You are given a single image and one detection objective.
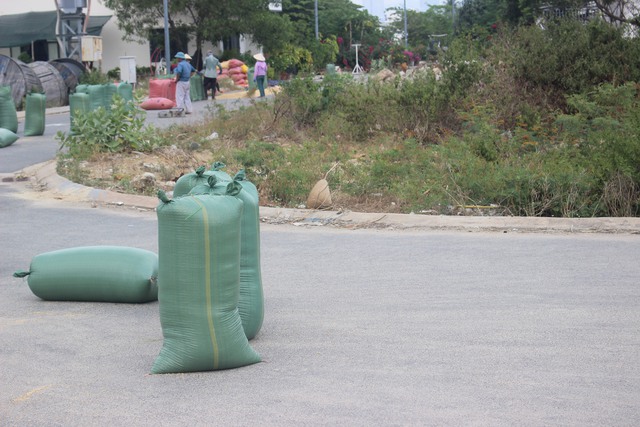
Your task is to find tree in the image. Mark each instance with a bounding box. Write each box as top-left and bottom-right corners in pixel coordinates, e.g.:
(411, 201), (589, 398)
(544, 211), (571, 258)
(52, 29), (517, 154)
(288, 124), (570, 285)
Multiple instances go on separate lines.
(593, 0), (640, 31)
(104, 0), (292, 58)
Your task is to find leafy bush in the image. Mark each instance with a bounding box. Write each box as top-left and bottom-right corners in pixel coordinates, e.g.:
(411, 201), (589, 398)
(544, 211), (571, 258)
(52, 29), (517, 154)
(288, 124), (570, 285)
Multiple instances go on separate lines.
(56, 95), (162, 159)
(509, 20), (640, 95)
(79, 69), (111, 85)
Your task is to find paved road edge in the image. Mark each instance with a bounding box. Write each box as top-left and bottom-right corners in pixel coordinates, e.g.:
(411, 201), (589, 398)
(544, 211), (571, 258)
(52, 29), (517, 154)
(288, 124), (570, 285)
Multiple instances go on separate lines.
(8, 160), (640, 234)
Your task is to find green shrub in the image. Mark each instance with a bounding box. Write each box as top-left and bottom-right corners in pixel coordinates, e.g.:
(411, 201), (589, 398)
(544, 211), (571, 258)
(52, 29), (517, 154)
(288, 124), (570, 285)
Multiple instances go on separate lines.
(509, 20), (640, 95)
(56, 95), (162, 158)
(79, 69), (110, 85)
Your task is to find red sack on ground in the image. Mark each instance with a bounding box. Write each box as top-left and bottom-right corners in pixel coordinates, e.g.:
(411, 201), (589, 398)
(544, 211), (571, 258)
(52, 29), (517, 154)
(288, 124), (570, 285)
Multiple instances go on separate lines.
(228, 59), (244, 69)
(149, 79), (177, 102)
(139, 97), (176, 110)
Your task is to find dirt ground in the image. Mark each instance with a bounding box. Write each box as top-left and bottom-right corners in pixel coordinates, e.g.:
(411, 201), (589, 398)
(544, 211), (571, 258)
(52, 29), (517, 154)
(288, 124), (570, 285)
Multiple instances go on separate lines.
(70, 146), (213, 196)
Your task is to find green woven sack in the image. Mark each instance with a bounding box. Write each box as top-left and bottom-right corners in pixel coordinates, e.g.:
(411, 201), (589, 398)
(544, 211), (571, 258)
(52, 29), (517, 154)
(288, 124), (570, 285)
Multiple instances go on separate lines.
(13, 246), (158, 303)
(74, 84), (90, 94)
(69, 92), (91, 133)
(172, 165), (210, 198)
(0, 128), (19, 148)
(0, 85), (18, 133)
(117, 82), (134, 102)
(153, 186), (261, 373)
(87, 84), (104, 111)
(24, 93), (46, 136)
(209, 161), (233, 182)
(103, 83), (117, 110)
(173, 162), (233, 198)
(190, 173), (264, 340)
(190, 74), (205, 101)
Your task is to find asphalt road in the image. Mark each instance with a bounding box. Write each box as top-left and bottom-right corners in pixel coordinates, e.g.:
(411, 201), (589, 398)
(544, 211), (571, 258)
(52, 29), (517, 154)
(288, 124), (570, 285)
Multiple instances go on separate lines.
(1, 93), (640, 425)
(1, 180), (640, 425)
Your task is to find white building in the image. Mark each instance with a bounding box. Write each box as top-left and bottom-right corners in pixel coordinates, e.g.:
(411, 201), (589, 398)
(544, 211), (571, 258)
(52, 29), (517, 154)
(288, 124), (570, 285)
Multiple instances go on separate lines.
(0, 1), (150, 72)
(0, 1), (261, 73)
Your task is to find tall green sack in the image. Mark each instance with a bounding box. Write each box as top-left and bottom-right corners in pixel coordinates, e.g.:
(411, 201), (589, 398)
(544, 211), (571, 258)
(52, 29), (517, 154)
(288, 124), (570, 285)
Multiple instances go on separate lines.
(190, 74), (205, 101)
(172, 165), (210, 198)
(117, 82), (134, 102)
(24, 93), (46, 136)
(209, 161), (233, 181)
(87, 84), (104, 112)
(103, 83), (117, 110)
(74, 84), (90, 94)
(173, 162), (233, 198)
(190, 173), (264, 340)
(13, 246), (158, 303)
(153, 187), (261, 373)
(69, 92), (91, 133)
(0, 86), (18, 133)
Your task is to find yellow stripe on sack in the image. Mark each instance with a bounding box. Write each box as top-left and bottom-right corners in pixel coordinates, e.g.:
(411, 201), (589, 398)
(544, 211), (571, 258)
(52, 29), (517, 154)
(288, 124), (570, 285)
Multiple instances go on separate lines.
(192, 197), (218, 369)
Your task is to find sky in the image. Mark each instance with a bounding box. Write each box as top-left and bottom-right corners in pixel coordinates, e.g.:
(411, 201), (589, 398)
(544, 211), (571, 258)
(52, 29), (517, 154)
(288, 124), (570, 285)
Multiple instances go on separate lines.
(351, 0), (444, 22)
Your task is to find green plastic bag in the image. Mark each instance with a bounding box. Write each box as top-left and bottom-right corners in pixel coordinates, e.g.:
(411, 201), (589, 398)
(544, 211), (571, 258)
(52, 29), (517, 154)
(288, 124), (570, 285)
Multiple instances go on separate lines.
(0, 85), (18, 133)
(24, 93), (46, 136)
(153, 187), (261, 373)
(173, 162), (233, 198)
(0, 128), (19, 148)
(13, 246), (158, 303)
(190, 173), (264, 340)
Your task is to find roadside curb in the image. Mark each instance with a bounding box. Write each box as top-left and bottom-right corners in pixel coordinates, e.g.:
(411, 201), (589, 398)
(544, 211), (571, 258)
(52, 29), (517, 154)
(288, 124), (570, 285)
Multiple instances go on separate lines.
(15, 161), (640, 234)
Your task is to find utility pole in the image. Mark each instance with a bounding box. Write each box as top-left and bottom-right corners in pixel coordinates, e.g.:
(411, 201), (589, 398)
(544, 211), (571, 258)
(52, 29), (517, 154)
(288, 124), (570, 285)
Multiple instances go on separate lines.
(403, 0), (408, 48)
(315, 0), (319, 40)
(163, 0), (170, 75)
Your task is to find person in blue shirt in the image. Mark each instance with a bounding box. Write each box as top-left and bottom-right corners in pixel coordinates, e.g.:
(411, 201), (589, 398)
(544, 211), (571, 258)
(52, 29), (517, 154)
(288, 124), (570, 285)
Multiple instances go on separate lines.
(173, 52), (194, 114)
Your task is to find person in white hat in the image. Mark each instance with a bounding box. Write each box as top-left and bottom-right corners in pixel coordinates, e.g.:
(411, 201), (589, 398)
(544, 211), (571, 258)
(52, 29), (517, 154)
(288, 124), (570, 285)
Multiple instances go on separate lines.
(253, 53), (267, 98)
(173, 51), (194, 114)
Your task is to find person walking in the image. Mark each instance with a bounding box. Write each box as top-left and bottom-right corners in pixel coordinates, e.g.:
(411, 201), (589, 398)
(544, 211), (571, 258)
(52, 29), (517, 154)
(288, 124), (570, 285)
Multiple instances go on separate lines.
(173, 51), (194, 114)
(253, 53), (267, 98)
(202, 50), (222, 100)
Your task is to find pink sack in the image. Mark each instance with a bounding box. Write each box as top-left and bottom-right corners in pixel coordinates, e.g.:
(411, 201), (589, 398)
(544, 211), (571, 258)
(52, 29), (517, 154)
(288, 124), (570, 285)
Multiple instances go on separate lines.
(149, 79), (177, 102)
(228, 59), (244, 69)
(139, 97), (176, 110)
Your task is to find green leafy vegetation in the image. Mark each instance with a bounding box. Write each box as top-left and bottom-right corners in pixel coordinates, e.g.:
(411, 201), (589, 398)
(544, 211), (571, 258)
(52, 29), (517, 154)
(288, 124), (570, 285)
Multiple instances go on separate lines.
(58, 13), (640, 217)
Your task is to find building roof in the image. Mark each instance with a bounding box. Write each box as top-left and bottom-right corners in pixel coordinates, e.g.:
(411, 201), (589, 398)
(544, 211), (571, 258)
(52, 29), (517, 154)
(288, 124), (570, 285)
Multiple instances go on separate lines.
(0, 11), (111, 48)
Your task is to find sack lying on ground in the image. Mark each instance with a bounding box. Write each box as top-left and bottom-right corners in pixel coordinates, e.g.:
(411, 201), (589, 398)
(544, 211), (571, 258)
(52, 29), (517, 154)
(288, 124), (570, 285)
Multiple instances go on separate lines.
(139, 97), (176, 110)
(189, 172), (265, 340)
(13, 246), (158, 303)
(152, 187), (261, 373)
(0, 128), (19, 148)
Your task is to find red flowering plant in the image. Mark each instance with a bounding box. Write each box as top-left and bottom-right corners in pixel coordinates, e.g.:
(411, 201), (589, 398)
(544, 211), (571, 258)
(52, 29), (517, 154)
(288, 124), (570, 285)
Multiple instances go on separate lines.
(402, 50), (421, 65)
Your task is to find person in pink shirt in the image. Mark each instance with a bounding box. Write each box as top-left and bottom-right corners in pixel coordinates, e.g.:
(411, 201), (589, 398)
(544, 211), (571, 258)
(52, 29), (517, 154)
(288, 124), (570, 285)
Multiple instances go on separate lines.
(253, 53), (268, 98)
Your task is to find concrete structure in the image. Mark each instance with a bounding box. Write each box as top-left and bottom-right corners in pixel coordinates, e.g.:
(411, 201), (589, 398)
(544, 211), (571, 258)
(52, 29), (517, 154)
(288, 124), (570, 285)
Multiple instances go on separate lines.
(0, 2), (262, 74)
(0, 1), (150, 72)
